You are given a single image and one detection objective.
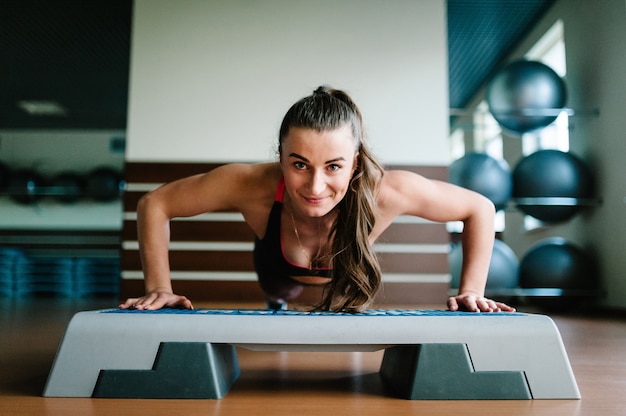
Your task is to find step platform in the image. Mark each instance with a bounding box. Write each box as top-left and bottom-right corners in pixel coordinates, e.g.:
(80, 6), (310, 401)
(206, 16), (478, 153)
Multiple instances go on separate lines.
(43, 308), (580, 400)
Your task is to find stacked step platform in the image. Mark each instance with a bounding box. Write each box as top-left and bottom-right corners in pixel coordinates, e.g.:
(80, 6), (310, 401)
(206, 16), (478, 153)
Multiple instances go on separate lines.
(0, 248), (119, 298)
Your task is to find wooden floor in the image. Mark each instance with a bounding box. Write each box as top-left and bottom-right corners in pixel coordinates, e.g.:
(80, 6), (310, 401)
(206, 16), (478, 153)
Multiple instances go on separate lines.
(1, 298), (625, 416)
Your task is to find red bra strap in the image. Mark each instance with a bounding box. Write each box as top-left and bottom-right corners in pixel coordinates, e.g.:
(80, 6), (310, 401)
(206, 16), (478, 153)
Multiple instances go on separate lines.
(275, 177), (285, 202)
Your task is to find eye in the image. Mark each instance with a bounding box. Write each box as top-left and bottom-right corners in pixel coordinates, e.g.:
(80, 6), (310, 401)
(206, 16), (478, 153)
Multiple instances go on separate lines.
(293, 161), (307, 170)
(327, 164), (341, 172)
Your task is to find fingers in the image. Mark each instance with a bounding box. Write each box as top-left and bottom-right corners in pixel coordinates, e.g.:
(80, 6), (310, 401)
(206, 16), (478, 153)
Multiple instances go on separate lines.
(135, 292), (165, 310)
(118, 292), (158, 310)
(118, 298), (138, 309)
(180, 296), (194, 310)
(447, 296), (479, 312)
(495, 301), (516, 313)
(476, 297), (499, 312)
(447, 295), (516, 313)
(450, 295), (481, 312)
(118, 293), (194, 311)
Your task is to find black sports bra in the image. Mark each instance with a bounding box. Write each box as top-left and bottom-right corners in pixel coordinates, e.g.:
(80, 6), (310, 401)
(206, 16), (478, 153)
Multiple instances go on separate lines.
(253, 178), (332, 279)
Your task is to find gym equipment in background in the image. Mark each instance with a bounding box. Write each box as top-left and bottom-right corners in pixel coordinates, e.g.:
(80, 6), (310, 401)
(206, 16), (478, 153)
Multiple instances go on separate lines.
(7, 169), (45, 205)
(449, 239), (519, 291)
(0, 162), (9, 192)
(85, 167), (124, 201)
(49, 172), (84, 203)
(520, 237), (598, 292)
(449, 152), (513, 211)
(486, 60), (567, 134)
(512, 149), (594, 223)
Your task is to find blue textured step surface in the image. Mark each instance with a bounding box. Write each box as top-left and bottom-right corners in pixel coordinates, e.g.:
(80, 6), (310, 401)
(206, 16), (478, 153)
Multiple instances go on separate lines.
(104, 308), (523, 317)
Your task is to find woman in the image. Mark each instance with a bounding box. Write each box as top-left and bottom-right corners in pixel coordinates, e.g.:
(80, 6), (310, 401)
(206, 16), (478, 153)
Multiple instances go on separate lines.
(120, 86), (515, 313)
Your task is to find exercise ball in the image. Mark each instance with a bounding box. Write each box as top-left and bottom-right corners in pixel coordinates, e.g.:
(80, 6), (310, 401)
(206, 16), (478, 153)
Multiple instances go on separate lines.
(85, 168), (124, 201)
(8, 169), (44, 204)
(449, 152), (512, 211)
(520, 238), (597, 291)
(513, 150), (593, 222)
(0, 162), (9, 192)
(449, 239), (519, 290)
(486, 60), (567, 134)
(50, 172), (84, 203)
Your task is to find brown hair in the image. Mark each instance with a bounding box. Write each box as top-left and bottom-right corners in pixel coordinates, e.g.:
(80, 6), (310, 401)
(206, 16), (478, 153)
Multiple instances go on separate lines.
(278, 86), (384, 312)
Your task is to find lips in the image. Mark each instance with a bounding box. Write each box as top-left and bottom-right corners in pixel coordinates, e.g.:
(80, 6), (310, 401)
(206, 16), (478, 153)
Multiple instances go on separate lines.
(303, 196), (326, 204)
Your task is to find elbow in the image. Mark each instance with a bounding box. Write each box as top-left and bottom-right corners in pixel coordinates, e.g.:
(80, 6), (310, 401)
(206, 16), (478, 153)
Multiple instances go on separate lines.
(137, 190), (165, 220)
(465, 192), (496, 226)
(136, 191), (152, 216)
(479, 193), (496, 216)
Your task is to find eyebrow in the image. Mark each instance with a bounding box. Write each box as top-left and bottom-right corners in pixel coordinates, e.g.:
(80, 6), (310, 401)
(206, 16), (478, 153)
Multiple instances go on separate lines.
(288, 153), (346, 164)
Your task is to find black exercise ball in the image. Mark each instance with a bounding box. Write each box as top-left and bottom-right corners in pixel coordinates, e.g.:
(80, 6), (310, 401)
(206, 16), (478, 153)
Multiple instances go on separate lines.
(486, 60), (567, 134)
(520, 238), (598, 291)
(0, 162), (9, 192)
(449, 239), (519, 290)
(512, 150), (593, 222)
(7, 169), (45, 204)
(49, 172), (84, 203)
(85, 168), (124, 201)
(449, 152), (512, 211)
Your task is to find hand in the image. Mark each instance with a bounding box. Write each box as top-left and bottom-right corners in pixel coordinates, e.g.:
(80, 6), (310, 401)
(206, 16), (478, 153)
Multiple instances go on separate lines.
(447, 293), (516, 313)
(119, 290), (194, 311)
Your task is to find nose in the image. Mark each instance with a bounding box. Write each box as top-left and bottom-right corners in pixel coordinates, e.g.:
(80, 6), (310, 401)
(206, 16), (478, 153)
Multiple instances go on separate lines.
(308, 170), (326, 196)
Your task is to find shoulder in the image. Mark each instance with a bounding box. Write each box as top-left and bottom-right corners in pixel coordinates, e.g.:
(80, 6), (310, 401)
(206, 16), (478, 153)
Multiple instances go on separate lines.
(221, 163), (282, 236)
(215, 162), (281, 204)
(377, 170), (430, 206)
(140, 162), (282, 237)
(210, 162), (279, 181)
(161, 162), (281, 214)
(376, 169), (453, 218)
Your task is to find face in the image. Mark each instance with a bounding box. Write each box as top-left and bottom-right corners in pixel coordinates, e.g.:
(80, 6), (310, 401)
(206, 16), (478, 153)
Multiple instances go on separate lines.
(280, 125), (359, 218)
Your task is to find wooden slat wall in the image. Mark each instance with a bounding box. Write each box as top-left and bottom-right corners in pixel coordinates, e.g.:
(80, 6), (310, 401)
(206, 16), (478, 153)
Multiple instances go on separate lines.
(121, 162), (452, 305)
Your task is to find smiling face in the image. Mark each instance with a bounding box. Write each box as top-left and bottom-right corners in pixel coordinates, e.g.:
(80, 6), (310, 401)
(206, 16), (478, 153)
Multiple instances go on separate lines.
(280, 125), (359, 218)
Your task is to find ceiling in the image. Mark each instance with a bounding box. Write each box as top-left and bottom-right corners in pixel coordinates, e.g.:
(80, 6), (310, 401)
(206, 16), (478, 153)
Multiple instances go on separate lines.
(448, 0), (555, 109)
(0, 0), (554, 130)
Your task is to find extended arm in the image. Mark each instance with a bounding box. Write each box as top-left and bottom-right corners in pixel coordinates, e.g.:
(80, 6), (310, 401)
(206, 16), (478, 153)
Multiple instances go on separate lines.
(377, 171), (515, 312)
(119, 164), (267, 310)
(118, 184), (193, 310)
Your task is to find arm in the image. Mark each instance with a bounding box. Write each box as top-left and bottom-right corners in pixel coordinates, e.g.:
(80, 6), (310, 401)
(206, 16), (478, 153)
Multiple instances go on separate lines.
(118, 185), (192, 310)
(119, 164), (263, 310)
(377, 171), (515, 313)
